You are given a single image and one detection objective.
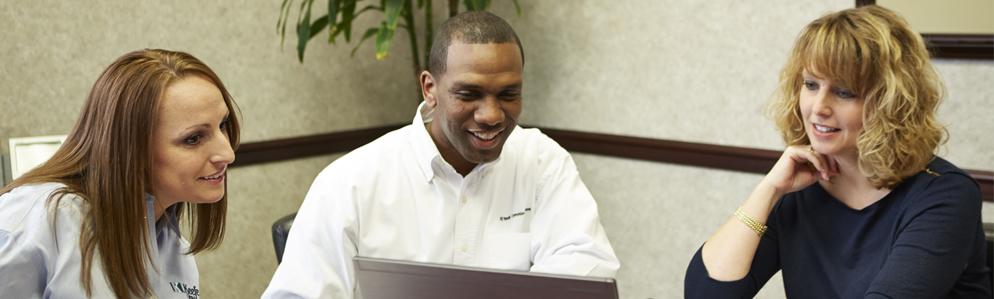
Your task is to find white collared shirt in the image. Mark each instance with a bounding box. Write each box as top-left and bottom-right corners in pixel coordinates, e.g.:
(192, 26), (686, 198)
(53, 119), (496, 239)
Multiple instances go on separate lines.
(263, 103), (619, 299)
(0, 183), (200, 299)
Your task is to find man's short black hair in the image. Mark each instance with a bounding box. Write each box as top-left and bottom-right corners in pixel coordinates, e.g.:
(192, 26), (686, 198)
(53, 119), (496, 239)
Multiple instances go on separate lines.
(428, 11), (524, 77)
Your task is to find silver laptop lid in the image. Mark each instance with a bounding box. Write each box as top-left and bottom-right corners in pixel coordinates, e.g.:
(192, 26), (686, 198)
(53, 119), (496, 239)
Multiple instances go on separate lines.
(354, 256), (618, 299)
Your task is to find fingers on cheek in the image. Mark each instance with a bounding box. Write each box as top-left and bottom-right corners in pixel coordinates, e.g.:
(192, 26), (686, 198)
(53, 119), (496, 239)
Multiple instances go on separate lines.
(817, 155), (832, 173)
(801, 162), (820, 177)
(807, 154), (823, 172)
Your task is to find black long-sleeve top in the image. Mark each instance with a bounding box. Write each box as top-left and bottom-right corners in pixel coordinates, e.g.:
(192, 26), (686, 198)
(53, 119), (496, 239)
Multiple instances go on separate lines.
(685, 157), (991, 298)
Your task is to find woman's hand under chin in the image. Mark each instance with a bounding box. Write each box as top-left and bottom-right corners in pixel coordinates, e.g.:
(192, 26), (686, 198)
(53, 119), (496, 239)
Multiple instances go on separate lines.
(760, 145), (840, 196)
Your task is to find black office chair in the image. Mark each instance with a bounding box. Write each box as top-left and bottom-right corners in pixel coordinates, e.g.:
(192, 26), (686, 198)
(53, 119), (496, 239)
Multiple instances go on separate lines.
(272, 213), (298, 264)
(984, 222), (992, 288)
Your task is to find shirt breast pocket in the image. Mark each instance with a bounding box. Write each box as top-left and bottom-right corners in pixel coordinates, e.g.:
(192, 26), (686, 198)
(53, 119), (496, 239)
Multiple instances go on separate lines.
(483, 232), (532, 271)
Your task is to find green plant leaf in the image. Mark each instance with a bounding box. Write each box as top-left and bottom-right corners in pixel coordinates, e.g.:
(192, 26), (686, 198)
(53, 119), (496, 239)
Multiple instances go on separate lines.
(401, 0), (420, 72)
(512, 0), (521, 17)
(296, 20), (309, 61)
(278, 0), (291, 33)
(309, 15), (329, 40)
(424, 0), (433, 68)
(375, 21), (395, 59)
(383, 0), (404, 30)
(331, 4), (378, 43)
(328, 0), (338, 27)
(295, 0), (309, 29)
(417, 0), (424, 9)
(328, 25), (342, 44)
(341, 0), (357, 42)
(290, 0), (309, 51)
(351, 27), (379, 57)
(355, 4), (382, 15)
(279, 0), (296, 49)
(448, 0), (458, 17)
(463, 0), (490, 10)
(296, 0), (317, 61)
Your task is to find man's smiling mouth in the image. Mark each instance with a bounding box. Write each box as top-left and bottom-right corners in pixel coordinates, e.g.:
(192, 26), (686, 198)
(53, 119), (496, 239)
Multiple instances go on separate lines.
(473, 131), (499, 140)
(471, 129), (503, 141)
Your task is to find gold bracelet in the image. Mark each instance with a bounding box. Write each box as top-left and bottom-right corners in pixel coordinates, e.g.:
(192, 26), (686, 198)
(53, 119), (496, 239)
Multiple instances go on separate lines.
(735, 207), (768, 237)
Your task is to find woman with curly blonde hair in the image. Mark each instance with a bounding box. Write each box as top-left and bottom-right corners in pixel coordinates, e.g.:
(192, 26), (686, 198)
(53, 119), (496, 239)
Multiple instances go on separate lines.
(685, 5), (990, 298)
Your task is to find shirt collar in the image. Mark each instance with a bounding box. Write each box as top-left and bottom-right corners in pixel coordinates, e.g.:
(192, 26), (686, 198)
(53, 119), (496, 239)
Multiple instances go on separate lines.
(144, 193), (180, 238)
(412, 102), (441, 182)
(411, 102), (502, 182)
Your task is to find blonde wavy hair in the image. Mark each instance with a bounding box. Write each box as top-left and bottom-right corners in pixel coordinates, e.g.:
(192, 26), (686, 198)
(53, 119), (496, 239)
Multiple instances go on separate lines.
(768, 5), (946, 189)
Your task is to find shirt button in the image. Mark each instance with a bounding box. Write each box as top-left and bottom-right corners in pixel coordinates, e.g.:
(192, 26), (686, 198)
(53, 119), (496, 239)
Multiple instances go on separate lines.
(461, 244), (468, 252)
(461, 196), (467, 204)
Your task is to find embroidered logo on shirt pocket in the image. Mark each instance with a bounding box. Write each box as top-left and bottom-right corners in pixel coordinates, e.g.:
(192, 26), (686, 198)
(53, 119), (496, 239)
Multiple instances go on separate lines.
(499, 208), (531, 221)
(483, 232), (532, 271)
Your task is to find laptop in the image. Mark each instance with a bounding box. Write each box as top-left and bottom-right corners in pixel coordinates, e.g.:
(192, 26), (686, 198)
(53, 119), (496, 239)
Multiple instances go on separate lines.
(354, 257), (618, 299)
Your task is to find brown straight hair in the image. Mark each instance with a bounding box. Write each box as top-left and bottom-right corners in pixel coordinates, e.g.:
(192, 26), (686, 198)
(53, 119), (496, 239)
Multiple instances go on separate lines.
(0, 49), (240, 298)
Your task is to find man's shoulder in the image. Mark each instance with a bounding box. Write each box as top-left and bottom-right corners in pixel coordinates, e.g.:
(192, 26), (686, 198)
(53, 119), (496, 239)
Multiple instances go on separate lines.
(507, 126), (566, 150)
(504, 127), (572, 160)
(312, 125), (417, 180)
(334, 125), (414, 161)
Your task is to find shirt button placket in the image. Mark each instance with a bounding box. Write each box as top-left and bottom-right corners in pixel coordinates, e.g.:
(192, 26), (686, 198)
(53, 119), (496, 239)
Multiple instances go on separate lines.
(454, 190), (471, 265)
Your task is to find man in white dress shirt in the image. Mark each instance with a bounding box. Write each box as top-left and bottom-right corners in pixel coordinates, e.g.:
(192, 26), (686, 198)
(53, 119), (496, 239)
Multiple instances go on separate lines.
(263, 11), (619, 298)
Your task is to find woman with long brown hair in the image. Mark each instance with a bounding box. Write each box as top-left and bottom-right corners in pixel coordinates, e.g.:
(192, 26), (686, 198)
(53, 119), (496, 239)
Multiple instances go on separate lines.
(685, 5), (990, 298)
(0, 49), (240, 298)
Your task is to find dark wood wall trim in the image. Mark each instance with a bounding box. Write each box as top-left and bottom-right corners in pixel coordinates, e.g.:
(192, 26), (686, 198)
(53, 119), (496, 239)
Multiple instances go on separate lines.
(856, 0), (994, 60)
(855, 0), (875, 7)
(229, 124), (404, 167)
(231, 124), (994, 202)
(537, 128), (783, 174)
(922, 34), (994, 60)
(969, 171), (994, 203)
(538, 127), (993, 202)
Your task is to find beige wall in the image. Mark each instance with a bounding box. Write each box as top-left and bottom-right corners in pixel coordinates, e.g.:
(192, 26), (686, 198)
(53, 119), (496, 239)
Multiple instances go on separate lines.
(2, 1), (991, 298)
(0, 0), (419, 150)
(878, 0), (994, 34)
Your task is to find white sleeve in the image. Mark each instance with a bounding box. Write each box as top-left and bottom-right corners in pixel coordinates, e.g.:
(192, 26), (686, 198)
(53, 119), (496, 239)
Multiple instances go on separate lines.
(0, 230), (46, 299)
(262, 167), (360, 299)
(0, 190), (115, 298)
(528, 150), (620, 278)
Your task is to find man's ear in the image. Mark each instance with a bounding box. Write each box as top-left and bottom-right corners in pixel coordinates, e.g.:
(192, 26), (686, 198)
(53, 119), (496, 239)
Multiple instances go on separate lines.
(420, 70), (438, 108)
